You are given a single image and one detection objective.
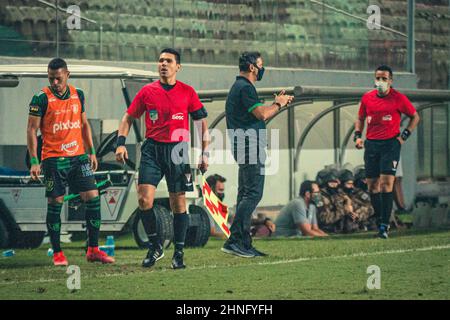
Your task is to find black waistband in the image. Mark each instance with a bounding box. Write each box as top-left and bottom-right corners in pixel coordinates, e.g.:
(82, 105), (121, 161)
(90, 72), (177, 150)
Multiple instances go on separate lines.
(145, 138), (186, 146)
(366, 135), (399, 142)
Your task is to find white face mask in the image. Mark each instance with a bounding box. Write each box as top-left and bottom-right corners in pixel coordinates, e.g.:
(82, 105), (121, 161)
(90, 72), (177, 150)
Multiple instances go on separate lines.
(375, 80), (389, 94)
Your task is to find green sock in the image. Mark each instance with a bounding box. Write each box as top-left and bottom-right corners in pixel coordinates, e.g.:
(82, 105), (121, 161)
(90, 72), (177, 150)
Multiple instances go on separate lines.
(46, 202), (63, 253)
(85, 196), (101, 247)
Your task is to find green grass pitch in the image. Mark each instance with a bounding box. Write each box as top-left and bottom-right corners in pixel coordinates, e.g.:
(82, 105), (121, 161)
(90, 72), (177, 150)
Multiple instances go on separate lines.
(1, 228), (449, 300)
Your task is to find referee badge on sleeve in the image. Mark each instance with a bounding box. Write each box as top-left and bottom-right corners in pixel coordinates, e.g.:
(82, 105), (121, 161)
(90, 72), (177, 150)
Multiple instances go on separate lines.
(149, 110), (158, 121)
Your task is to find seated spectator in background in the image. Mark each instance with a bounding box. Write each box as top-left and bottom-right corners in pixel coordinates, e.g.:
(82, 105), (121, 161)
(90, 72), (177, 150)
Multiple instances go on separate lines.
(354, 167), (368, 192)
(316, 171), (355, 233)
(205, 174), (230, 238)
(316, 168), (331, 189)
(251, 212), (276, 237)
(274, 181), (328, 237)
(338, 169), (367, 232)
(316, 172), (342, 232)
(353, 167), (377, 230)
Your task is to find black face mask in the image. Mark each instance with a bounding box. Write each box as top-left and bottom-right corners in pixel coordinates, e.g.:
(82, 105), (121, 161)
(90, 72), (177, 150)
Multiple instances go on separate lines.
(254, 64), (265, 81)
(343, 187), (354, 195)
(355, 180), (368, 192)
(217, 193), (225, 202)
(327, 186), (338, 195)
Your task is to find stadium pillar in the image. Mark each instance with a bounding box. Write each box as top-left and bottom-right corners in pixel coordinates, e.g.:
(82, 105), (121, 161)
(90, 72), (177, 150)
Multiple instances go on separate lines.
(448, 1), (450, 176)
(56, 0), (59, 57)
(333, 102), (340, 165)
(407, 0), (415, 74)
(171, 0), (175, 48)
(99, 24), (103, 60)
(288, 107), (295, 200)
(274, 1), (279, 65)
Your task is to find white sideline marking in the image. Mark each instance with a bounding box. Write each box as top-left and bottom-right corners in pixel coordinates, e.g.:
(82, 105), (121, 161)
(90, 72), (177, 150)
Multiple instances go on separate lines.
(1, 244), (449, 286)
(252, 244), (450, 267)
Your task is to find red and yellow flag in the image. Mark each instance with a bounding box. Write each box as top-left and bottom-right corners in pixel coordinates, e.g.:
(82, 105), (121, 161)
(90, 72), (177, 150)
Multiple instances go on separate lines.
(201, 176), (230, 238)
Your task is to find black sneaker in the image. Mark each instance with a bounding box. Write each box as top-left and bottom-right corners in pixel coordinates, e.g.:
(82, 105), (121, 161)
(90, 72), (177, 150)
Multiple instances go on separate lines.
(221, 242), (255, 258)
(376, 224), (389, 239)
(142, 245), (164, 268)
(247, 246), (267, 257)
(171, 250), (186, 269)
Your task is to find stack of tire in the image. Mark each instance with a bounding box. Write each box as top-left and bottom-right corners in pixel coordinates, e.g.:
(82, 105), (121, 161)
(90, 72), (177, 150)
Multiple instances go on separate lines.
(132, 203), (210, 249)
(0, 210), (45, 249)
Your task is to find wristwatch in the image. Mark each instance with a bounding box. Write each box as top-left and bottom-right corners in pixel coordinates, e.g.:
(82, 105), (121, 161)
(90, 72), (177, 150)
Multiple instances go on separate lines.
(274, 102), (282, 111)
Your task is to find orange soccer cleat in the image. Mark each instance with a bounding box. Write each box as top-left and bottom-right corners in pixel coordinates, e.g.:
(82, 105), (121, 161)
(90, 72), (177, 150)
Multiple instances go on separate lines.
(53, 251), (68, 266)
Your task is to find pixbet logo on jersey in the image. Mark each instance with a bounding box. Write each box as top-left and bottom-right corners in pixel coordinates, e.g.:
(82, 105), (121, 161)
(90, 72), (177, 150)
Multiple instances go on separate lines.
(61, 140), (79, 155)
(53, 120), (81, 133)
(172, 113), (184, 120)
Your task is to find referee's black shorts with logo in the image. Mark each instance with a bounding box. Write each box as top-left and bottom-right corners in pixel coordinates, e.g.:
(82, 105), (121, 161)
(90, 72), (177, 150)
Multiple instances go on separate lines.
(364, 137), (401, 178)
(138, 138), (194, 193)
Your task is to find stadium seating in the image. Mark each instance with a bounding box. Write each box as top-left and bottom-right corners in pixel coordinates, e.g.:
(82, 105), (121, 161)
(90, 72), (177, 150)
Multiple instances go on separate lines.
(0, 0), (448, 88)
(83, 10), (116, 32)
(4, 5), (23, 24)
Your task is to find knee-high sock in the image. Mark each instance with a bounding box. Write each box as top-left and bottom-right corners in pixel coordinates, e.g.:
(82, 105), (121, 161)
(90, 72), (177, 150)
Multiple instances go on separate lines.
(140, 208), (158, 247)
(46, 202), (63, 253)
(85, 196), (101, 247)
(173, 213), (189, 251)
(381, 192), (394, 226)
(370, 193), (382, 226)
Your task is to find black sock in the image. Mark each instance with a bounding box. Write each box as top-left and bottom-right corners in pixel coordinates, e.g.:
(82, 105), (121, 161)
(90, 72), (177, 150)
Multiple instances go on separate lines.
(370, 193), (382, 226)
(85, 196), (101, 247)
(46, 202), (63, 253)
(140, 208), (158, 248)
(173, 213), (189, 252)
(381, 192), (394, 226)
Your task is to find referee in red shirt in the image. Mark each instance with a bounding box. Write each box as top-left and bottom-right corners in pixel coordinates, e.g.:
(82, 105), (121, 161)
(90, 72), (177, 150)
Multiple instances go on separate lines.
(115, 48), (209, 268)
(354, 65), (420, 239)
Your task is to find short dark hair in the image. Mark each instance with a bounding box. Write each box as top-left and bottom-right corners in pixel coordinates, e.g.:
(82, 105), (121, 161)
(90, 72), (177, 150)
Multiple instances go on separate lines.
(375, 65), (393, 78)
(239, 51), (261, 72)
(299, 180), (318, 197)
(206, 174), (226, 190)
(48, 58), (67, 70)
(160, 48), (181, 64)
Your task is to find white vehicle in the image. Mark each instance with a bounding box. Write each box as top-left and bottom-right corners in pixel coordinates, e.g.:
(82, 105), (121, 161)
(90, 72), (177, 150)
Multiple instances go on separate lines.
(0, 65), (210, 249)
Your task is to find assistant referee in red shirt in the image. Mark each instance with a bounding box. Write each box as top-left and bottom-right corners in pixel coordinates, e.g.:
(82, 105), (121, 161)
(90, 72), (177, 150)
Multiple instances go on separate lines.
(354, 65), (420, 239)
(115, 48), (209, 268)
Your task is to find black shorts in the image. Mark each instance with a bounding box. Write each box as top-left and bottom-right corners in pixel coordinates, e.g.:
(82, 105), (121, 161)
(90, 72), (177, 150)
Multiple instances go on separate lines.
(138, 138), (194, 193)
(364, 137), (401, 178)
(42, 154), (97, 198)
